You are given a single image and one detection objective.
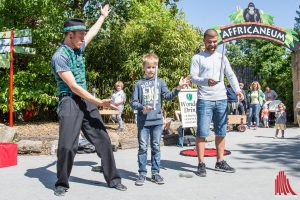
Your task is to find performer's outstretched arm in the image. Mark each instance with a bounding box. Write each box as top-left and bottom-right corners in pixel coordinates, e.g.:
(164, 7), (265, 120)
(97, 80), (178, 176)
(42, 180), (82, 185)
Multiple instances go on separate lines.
(85, 4), (111, 47)
(58, 71), (117, 109)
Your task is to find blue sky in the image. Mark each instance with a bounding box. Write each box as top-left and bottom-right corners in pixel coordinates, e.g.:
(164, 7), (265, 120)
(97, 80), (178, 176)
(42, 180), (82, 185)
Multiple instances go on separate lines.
(177, 0), (300, 31)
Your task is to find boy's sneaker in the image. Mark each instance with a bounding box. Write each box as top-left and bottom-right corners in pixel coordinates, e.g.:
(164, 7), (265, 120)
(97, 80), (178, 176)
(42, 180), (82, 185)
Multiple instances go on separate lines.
(54, 186), (68, 196)
(135, 174), (146, 186)
(215, 160), (236, 173)
(196, 162), (207, 177)
(151, 174), (165, 184)
(281, 135), (285, 138)
(274, 135), (278, 139)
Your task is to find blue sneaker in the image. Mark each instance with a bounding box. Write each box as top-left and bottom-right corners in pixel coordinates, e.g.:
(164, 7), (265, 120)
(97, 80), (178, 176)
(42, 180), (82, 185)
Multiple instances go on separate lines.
(151, 174), (164, 184)
(135, 174), (146, 186)
(196, 162), (207, 177)
(215, 160), (236, 173)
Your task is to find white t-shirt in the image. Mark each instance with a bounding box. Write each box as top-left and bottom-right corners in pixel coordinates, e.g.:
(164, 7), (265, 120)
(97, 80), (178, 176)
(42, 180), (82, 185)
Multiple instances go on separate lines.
(190, 51), (240, 100)
(112, 90), (126, 110)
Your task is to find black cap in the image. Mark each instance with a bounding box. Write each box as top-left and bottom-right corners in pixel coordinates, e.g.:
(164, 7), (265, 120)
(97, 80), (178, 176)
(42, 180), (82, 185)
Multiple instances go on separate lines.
(63, 18), (88, 33)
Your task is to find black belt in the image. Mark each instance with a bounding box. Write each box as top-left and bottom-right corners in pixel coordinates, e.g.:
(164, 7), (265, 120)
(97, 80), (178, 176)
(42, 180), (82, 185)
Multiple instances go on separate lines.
(59, 92), (72, 98)
(58, 92), (79, 100)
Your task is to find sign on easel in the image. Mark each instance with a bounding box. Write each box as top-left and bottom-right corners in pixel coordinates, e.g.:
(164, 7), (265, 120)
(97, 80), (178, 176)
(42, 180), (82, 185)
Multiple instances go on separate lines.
(178, 89), (198, 128)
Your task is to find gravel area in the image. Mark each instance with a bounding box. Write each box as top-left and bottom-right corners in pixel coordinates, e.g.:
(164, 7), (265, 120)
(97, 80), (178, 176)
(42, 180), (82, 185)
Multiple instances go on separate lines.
(13, 121), (138, 154)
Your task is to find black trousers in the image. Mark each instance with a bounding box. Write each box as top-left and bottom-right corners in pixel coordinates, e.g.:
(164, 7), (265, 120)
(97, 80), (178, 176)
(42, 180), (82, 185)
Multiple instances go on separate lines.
(55, 95), (121, 188)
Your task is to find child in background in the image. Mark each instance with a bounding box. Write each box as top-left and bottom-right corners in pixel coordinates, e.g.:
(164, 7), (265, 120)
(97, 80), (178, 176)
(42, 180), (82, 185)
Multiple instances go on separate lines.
(274, 103), (287, 139)
(261, 104), (269, 128)
(111, 81), (126, 132)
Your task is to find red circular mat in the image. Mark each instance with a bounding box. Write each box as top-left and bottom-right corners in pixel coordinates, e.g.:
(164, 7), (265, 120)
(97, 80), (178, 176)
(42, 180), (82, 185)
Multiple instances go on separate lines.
(180, 148), (231, 157)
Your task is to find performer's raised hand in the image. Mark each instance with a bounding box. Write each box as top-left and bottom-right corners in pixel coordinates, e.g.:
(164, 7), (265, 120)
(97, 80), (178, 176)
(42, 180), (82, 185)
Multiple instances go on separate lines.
(100, 4), (111, 18)
(85, 4), (112, 46)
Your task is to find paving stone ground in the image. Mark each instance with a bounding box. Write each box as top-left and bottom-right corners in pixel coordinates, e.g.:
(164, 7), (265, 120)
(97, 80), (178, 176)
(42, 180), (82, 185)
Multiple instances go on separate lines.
(0, 127), (299, 200)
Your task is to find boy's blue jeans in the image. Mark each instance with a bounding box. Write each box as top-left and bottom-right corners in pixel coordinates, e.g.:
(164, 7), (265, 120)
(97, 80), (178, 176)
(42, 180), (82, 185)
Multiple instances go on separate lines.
(137, 124), (163, 175)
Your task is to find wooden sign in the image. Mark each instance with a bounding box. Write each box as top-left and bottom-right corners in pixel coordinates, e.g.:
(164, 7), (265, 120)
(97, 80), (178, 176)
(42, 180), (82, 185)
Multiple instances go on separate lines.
(3, 28), (35, 127)
(0, 29), (31, 39)
(0, 46), (36, 54)
(0, 36), (32, 46)
(14, 46), (36, 54)
(0, 54), (9, 69)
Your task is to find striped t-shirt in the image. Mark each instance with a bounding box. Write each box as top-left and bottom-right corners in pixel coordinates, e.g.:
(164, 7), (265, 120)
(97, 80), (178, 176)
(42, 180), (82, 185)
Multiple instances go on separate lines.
(51, 43), (86, 73)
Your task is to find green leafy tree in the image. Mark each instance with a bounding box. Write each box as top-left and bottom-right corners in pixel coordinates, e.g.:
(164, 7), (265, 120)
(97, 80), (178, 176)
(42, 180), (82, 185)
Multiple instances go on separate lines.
(0, 0), (130, 118)
(0, 0), (202, 121)
(0, 0), (69, 119)
(85, 0), (202, 118)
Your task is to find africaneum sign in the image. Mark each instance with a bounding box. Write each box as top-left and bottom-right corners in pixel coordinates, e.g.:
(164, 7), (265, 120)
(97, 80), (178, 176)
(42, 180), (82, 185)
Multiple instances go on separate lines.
(213, 2), (300, 51)
(221, 23), (286, 44)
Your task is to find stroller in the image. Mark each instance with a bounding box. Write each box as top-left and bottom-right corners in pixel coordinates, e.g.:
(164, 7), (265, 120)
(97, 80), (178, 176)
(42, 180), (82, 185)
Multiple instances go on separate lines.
(264, 100), (282, 127)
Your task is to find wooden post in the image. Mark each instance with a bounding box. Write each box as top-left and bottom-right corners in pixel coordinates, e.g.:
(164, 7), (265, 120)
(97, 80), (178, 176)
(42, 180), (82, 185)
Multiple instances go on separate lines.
(9, 28), (14, 127)
(292, 49), (300, 124)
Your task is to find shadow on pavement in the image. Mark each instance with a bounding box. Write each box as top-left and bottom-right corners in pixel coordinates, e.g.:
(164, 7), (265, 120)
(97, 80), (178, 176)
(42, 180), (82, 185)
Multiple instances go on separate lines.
(236, 139), (300, 177)
(118, 169), (138, 181)
(25, 161), (110, 191)
(160, 160), (197, 173)
(256, 136), (300, 140)
(24, 161), (57, 190)
(73, 161), (98, 166)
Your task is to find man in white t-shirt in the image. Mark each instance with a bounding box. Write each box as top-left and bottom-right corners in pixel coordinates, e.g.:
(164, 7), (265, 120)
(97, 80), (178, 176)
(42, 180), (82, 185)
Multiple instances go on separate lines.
(190, 29), (244, 177)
